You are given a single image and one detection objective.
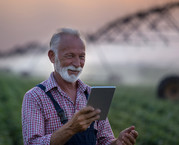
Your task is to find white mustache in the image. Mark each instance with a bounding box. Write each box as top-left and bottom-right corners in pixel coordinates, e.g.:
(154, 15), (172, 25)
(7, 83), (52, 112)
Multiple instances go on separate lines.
(66, 66), (82, 72)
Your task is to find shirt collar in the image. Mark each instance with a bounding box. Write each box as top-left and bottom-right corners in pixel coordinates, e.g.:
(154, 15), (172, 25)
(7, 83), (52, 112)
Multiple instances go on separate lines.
(77, 79), (90, 95)
(45, 72), (58, 92)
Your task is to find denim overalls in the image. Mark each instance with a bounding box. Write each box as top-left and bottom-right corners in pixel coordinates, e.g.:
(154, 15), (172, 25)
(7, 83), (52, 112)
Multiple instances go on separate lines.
(37, 84), (97, 145)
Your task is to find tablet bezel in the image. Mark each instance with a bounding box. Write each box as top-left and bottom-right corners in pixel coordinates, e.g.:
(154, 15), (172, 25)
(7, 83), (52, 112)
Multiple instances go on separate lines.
(87, 86), (116, 120)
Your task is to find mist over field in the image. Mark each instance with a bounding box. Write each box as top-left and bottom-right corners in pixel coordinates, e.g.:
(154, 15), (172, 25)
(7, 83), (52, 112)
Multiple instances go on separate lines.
(0, 43), (179, 86)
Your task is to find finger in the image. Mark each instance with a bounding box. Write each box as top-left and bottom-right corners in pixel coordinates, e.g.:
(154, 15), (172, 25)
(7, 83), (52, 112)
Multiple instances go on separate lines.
(81, 111), (100, 125)
(84, 109), (101, 119)
(122, 135), (133, 145)
(125, 133), (136, 144)
(122, 126), (135, 134)
(76, 109), (100, 126)
(130, 130), (138, 139)
(82, 116), (99, 128)
(77, 108), (100, 122)
(79, 106), (95, 114)
(77, 115), (100, 131)
(122, 141), (127, 145)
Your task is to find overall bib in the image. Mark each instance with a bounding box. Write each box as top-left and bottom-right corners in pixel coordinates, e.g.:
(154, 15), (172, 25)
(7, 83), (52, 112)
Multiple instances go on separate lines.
(37, 84), (97, 145)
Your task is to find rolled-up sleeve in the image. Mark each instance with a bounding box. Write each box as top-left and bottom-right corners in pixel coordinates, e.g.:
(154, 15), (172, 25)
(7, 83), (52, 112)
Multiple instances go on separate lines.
(97, 118), (115, 145)
(22, 92), (51, 145)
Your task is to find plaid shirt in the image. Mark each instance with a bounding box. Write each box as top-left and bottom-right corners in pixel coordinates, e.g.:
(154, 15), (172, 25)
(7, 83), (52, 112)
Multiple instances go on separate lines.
(22, 72), (115, 145)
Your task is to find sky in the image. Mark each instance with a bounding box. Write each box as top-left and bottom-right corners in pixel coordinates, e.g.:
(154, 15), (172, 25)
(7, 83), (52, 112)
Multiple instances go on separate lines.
(0, 0), (177, 52)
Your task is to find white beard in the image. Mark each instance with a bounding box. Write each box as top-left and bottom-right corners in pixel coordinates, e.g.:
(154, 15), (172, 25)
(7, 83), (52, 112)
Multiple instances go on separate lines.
(54, 57), (83, 83)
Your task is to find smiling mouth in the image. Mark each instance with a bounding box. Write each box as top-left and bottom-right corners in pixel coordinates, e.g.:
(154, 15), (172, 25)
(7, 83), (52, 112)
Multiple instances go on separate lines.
(69, 69), (79, 72)
(68, 70), (80, 75)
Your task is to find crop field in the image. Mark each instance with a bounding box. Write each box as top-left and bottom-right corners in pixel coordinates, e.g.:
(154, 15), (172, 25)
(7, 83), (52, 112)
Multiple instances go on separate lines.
(0, 72), (178, 145)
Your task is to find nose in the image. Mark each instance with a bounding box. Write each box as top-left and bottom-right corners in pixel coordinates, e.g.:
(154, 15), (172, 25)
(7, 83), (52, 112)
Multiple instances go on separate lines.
(72, 57), (81, 68)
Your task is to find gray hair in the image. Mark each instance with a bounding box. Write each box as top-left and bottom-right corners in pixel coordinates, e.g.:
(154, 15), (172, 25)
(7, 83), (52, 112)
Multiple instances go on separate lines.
(50, 28), (85, 56)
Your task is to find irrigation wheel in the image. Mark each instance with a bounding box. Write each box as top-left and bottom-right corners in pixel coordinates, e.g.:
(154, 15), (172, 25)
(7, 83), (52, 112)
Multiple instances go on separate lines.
(157, 75), (179, 100)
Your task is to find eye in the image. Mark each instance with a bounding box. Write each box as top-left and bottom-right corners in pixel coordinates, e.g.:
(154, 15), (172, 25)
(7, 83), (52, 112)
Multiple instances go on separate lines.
(65, 54), (73, 58)
(79, 55), (85, 60)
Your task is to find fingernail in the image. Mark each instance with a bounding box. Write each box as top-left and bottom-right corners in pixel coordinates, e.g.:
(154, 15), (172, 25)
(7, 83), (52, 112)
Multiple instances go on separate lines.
(96, 109), (101, 113)
(90, 106), (95, 111)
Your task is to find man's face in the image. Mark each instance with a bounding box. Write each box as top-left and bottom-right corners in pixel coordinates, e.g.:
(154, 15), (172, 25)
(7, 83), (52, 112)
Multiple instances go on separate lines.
(54, 35), (85, 83)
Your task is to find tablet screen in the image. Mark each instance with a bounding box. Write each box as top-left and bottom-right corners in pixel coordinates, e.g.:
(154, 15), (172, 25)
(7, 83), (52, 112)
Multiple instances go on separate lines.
(87, 86), (116, 120)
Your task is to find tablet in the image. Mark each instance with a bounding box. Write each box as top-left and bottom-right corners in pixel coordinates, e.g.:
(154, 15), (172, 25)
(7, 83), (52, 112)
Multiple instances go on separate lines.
(87, 86), (116, 120)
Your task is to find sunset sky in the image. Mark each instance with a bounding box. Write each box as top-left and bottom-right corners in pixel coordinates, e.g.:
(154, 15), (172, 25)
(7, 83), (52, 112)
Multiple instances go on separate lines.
(0, 0), (177, 51)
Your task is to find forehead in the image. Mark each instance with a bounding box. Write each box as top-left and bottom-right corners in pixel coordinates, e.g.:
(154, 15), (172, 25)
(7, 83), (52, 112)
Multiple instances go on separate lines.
(58, 34), (85, 53)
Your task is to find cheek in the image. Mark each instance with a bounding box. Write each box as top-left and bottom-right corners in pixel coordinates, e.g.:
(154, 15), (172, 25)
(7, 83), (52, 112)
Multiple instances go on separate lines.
(80, 60), (85, 68)
(59, 58), (72, 67)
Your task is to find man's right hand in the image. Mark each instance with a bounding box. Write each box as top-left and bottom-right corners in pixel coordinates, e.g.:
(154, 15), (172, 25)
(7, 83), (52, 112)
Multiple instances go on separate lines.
(50, 106), (100, 145)
(67, 106), (101, 134)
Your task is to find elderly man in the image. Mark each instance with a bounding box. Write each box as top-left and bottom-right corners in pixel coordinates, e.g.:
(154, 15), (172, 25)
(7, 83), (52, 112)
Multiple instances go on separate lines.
(22, 28), (138, 145)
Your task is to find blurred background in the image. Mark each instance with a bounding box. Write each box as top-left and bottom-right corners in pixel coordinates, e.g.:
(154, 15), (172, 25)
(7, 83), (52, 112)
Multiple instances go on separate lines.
(0, 0), (179, 145)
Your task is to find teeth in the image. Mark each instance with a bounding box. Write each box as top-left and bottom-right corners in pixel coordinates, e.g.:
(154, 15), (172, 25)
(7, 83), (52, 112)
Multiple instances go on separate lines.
(69, 70), (78, 72)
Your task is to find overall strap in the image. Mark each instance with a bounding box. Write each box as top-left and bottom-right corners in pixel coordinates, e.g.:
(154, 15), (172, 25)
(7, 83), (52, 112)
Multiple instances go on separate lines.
(36, 84), (68, 124)
(84, 90), (89, 100)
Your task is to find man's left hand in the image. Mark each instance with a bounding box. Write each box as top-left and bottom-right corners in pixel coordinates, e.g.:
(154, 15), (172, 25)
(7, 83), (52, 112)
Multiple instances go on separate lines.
(112, 126), (138, 145)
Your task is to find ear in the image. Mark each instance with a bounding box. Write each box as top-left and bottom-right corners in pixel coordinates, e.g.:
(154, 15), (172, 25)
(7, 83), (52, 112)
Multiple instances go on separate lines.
(48, 50), (55, 63)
